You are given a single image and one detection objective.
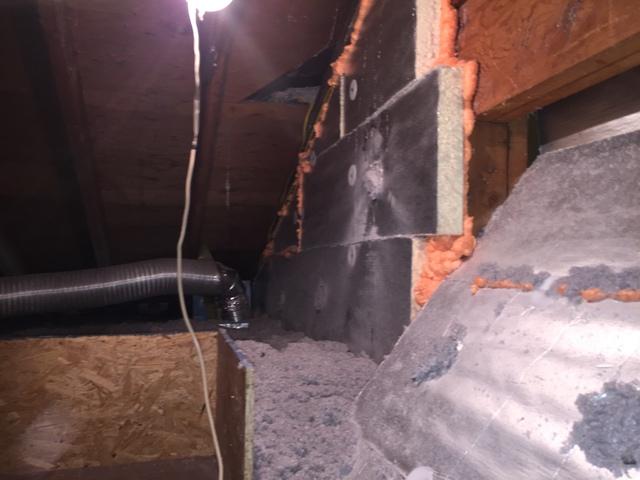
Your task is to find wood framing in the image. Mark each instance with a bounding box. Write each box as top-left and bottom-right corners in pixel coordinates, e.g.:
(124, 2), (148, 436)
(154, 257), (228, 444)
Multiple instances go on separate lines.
(507, 117), (529, 193)
(468, 121), (509, 232)
(468, 118), (530, 233)
(38, 0), (111, 266)
(215, 330), (254, 480)
(185, 15), (232, 258)
(458, 0), (640, 119)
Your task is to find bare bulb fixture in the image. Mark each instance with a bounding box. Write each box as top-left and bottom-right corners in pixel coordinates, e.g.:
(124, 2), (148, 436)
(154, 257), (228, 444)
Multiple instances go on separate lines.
(188, 0), (233, 15)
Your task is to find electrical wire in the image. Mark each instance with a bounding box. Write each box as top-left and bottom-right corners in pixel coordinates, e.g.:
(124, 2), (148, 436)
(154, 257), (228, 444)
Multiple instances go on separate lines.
(177, 4), (224, 480)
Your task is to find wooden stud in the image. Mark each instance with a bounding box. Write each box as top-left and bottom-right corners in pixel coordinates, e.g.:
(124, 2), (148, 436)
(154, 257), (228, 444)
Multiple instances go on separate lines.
(468, 121), (509, 233)
(507, 117), (529, 193)
(185, 15), (232, 258)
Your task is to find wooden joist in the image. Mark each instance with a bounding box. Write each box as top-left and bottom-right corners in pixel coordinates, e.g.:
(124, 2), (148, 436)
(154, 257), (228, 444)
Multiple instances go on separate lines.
(9, 2), (97, 270)
(459, 0), (640, 119)
(215, 330), (254, 480)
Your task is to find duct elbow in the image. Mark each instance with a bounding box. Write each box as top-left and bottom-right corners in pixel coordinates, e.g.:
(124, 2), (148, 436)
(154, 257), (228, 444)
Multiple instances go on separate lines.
(216, 262), (250, 329)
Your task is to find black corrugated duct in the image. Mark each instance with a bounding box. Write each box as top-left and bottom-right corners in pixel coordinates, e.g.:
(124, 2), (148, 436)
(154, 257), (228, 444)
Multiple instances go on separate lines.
(0, 258), (248, 326)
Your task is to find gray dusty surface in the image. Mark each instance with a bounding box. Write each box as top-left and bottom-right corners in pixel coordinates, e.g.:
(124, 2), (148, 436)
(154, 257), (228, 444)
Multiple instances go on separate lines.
(348, 131), (640, 480)
(233, 318), (376, 480)
(567, 381), (640, 477)
(551, 265), (640, 303)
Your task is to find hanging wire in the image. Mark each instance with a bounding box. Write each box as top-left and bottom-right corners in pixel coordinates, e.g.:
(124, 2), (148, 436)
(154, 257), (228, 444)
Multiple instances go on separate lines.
(177, 3), (224, 479)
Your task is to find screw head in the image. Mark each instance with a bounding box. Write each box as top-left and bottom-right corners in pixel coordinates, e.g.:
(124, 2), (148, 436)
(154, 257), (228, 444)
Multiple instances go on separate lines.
(349, 79), (358, 101)
(348, 164), (357, 186)
(347, 245), (357, 266)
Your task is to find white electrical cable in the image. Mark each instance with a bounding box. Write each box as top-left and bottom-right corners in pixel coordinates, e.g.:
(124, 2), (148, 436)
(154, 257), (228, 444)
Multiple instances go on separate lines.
(177, 4), (224, 480)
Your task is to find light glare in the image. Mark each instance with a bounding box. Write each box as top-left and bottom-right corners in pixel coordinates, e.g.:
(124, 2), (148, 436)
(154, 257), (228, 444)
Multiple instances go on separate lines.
(188, 0), (233, 13)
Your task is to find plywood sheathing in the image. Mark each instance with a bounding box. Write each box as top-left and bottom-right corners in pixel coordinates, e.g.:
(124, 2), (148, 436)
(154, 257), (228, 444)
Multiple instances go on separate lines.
(0, 5), (101, 273)
(0, 333), (217, 474)
(413, 0), (478, 308)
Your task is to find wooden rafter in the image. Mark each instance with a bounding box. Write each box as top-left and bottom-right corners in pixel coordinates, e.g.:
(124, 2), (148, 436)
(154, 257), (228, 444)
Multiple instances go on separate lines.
(185, 14), (233, 258)
(37, 0), (111, 266)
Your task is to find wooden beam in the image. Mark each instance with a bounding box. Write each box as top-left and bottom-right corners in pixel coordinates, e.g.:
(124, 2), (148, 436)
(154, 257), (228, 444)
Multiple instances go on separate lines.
(10, 1), (96, 269)
(37, 0), (111, 265)
(215, 330), (254, 480)
(0, 233), (24, 276)
(458, 0), (640, 120)
(185, 14), (233, 258)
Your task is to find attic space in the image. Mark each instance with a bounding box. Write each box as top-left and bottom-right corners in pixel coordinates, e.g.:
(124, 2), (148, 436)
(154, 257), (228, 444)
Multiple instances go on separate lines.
(1, 1), (640, 479)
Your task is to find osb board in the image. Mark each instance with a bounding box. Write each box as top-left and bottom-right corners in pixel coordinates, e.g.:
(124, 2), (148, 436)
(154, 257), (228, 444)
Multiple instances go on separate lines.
(4, 457), (217, 480)
(215, 331), (254, 480)
(0, 333), (218, 475)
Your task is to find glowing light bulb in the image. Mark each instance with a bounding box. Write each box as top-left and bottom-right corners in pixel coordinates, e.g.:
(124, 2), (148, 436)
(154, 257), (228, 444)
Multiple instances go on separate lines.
(187, 0), (233, 14)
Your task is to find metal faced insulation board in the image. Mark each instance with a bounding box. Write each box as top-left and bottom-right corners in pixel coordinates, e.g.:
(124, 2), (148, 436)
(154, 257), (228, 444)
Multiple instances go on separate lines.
(303, 68), (464, 250)
(349, 130), (640, 480)
(342, 0), (418, 133)
(264, 238), (413, 362)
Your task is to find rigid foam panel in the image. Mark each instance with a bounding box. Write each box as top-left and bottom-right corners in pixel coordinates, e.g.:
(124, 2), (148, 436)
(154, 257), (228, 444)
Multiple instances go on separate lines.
(303, 68), (464, 250)
(264, 237), (413, 362)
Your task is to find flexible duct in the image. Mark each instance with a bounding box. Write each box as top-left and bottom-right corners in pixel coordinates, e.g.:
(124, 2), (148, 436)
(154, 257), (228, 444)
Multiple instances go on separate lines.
(0, 258), (249, 326)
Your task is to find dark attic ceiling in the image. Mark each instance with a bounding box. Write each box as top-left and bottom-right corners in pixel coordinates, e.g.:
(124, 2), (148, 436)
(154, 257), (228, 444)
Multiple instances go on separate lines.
(0, 0), (355, 278)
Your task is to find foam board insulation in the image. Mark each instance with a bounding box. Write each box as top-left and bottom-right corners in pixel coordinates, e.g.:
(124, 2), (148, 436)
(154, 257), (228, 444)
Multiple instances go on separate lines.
(258, 0), (468, 360)
(262, 238), (414, 362)
(320, 0), (445, 146)
(303, 68), (464, 250)
(348, 130), (640, 479)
